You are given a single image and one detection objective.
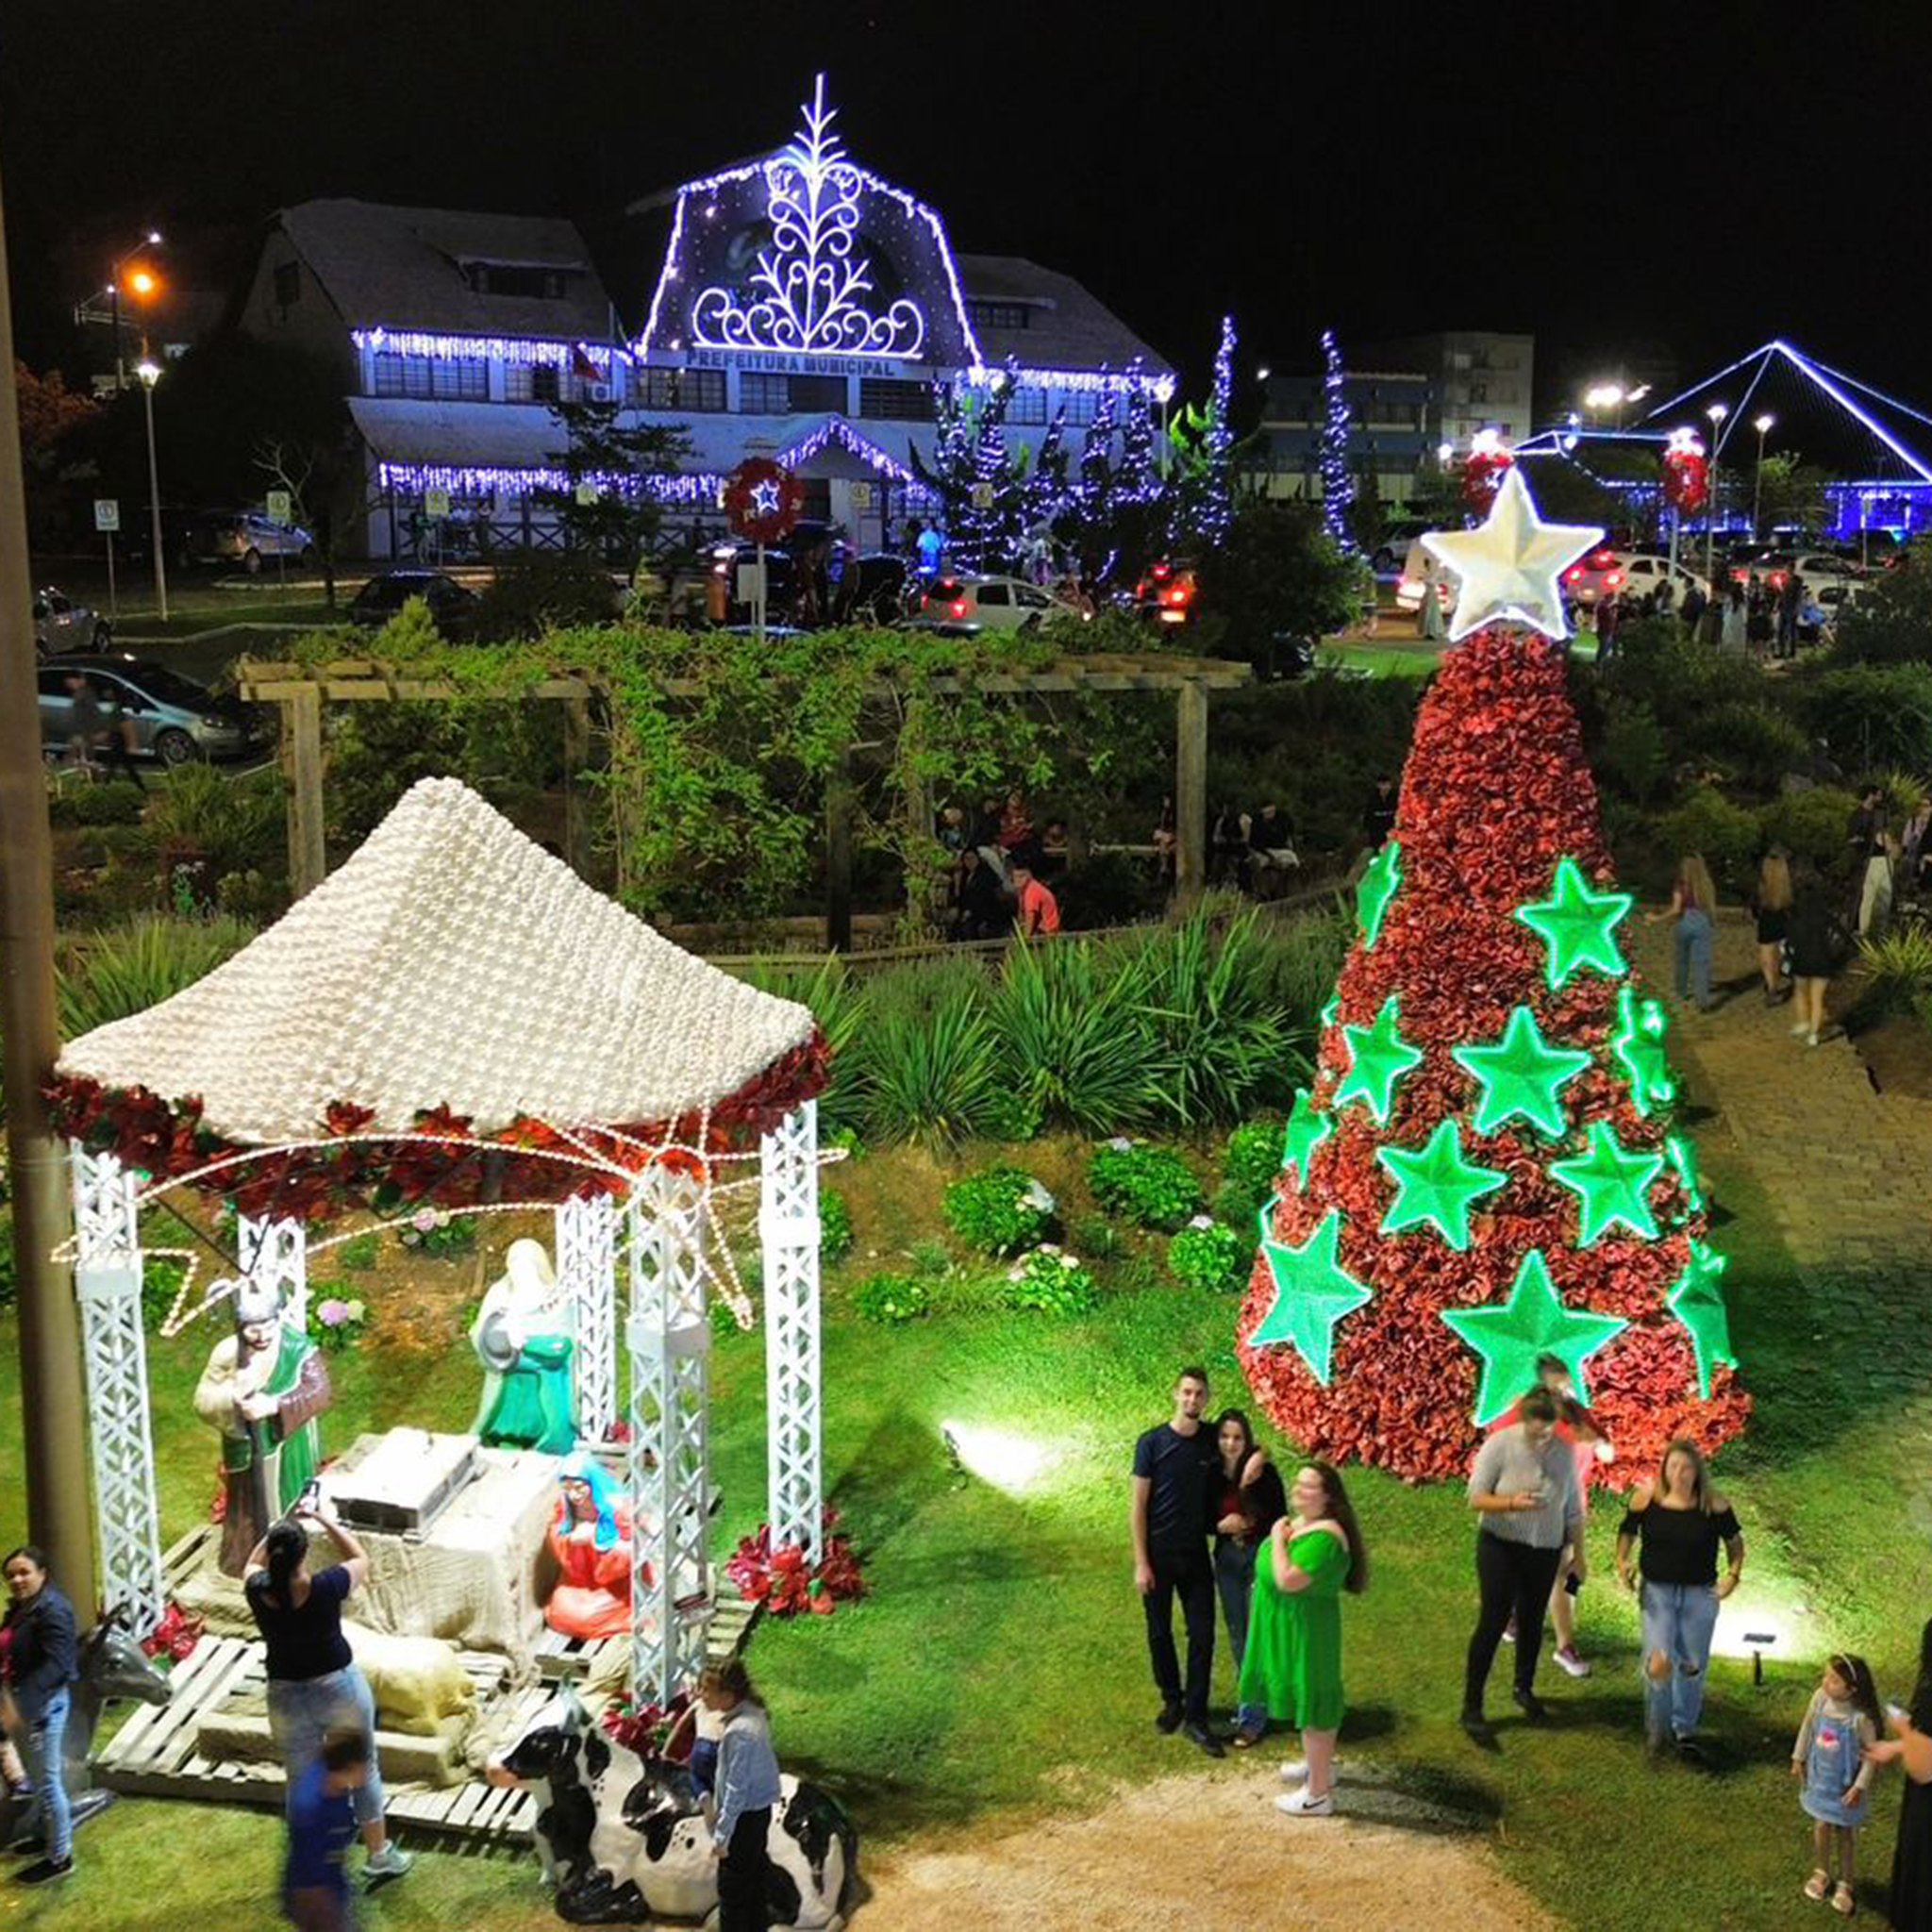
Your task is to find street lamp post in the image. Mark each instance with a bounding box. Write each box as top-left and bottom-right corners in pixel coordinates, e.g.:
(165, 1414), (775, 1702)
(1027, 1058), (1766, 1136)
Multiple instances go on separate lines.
(1704, 402), (1729, 590)
(1752, 412), (1775, 540)
(108, 229), (161, 391)
(137, 358), (169, 621)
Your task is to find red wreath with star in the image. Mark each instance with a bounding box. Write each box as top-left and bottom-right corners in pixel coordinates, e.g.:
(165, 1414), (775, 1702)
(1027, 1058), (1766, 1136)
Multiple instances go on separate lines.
(1462, 447), (1515, 513)
(1661, 447), (1709, 516)
(724, 459), (808, 545)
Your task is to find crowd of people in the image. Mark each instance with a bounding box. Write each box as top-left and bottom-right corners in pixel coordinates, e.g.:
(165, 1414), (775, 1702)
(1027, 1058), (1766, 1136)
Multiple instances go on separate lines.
(937, 790), (1066, 940)
(1129, 1364), (1932, 1924)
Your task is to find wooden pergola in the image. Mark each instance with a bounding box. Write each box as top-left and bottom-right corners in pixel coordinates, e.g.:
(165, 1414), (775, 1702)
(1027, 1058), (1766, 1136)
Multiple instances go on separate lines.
(237, 652), (1254, 940)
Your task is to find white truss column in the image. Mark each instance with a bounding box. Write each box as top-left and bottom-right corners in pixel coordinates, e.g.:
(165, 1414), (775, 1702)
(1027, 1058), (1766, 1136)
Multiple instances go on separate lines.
(759, 1101), (823, 1562)
(556, 1191), (617, 1443)
(238, 1213), (309, 1338)
(625, 1163), (712, 1705)
(69, 1146), (165, 1636)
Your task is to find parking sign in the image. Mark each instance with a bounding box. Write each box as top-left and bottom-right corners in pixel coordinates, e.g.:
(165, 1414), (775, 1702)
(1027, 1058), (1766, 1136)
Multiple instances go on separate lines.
(266, 490), (293, 526)
(425, 488), (451, 520)
(93, 499), (120, 533)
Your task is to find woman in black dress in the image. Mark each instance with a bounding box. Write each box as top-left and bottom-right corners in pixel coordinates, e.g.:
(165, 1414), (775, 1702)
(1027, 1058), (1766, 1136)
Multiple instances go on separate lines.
(1865, 1614), (1932, 1927)
(1753, 850), (1792, 1006)
(1786, 865), (1840, 1049)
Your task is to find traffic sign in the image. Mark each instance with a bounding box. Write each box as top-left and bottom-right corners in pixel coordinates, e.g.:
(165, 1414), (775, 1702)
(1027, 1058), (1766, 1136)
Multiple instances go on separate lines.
(575, 481), (600, 507)
(266, 490), (293, 526)
(972, 482), (996, 509)
(93, 499), (120, 533)
(425, 488), (451, 520)
(850, 482), (874, 511)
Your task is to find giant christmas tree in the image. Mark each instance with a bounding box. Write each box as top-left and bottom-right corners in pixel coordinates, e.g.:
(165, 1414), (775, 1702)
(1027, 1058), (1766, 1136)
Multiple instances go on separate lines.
(1238, 470), (1749, 1480)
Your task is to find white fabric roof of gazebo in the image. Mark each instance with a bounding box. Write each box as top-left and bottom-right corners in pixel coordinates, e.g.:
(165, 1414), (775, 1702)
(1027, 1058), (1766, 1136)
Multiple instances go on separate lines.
(57, 776), (817, 1145)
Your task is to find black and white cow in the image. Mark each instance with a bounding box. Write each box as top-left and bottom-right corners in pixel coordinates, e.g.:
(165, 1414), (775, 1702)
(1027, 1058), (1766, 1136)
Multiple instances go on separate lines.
(489, 1684), (856, 1928)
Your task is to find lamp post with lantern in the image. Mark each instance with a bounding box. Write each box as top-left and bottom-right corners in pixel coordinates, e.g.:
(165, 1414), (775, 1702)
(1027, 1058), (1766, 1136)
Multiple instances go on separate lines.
(108, 229), (162, 391)
(1704, 402), (1729, 589)
(1752, 413), (1775, 540)
(137, 358), (169, 621)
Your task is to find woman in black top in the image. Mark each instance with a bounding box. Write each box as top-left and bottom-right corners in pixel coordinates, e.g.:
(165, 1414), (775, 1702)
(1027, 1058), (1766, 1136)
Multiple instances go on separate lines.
(244, 1504), (412, 1886)
(1208, 1409), (1287, 1748)
(1, 1545), (79, 1886)
(1614, 1440), (1744, 1760)
(1865, 1614), (1932, 1927)
(1753, 850), (1792, 1006)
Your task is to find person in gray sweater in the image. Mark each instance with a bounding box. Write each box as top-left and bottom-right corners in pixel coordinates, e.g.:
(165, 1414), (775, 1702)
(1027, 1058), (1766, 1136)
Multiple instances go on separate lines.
(1460, 1386), (1585, 1743)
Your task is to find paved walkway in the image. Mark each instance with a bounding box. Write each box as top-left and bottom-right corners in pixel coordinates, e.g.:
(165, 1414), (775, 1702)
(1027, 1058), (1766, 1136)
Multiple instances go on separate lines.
(1627, 909), (1932, 1410)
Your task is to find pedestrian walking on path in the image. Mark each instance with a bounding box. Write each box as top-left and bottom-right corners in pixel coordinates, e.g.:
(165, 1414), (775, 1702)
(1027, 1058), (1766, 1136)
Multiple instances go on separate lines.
(1648, 855), (1718, 1011)
(1753, 851), (1793, 1006)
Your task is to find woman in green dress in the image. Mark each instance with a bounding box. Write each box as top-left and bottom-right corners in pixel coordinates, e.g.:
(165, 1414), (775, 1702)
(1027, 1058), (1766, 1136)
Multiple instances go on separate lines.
(1236, 1459), (1368, 1818)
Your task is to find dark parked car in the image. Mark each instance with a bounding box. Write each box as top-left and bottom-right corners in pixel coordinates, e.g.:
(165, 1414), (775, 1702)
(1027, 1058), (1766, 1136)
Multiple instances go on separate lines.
(32, 586), (112, 655)
(38, 657), (273, 766)
(708, 541), (910, 625)
(348, 570), (480, 635)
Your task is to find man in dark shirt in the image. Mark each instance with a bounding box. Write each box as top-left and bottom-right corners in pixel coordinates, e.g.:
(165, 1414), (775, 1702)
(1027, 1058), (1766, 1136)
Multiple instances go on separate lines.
(1130, 1367), (1224, 1756)
(283, 1728), (369, 1930)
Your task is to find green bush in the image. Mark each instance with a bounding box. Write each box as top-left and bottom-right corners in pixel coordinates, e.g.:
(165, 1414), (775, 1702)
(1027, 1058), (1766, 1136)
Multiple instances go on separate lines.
(146, 763), (285, 878)
(736, 955), (869, 1141)
(1222, 1121), (1282, 1198)
(1214, 1176), (1267, 1233)
(858, 997), (1004, 1151)
(49, 781), (147, 827)
(1689, 702), (1809, 795)
(1858, 924), (1932, 1009)
(990, 938), (1161, 1138)
(1657, 787), (1762, 891)
(943, 1167), (1057, 1257)
(398, 1210), (477, 1257)
(0, 1212), (14, 1310)
(1087, 1141), (1204, 1231)
(818, 1188), (854, 1265)
(334, 1230), (381, 1271)
(56, 912), (258, 1040)
(1759, 787), (1860, 873)
(1168, 1218), (1250, 1293)
(852, 1272), (929, 1324)
(1000, 1245), (1099, 1316)
(1801, 663), (1932, 774)
(142, 1252), (190, 1331)
(1598, 700), (1672, 805)
(1832, 556), (1932, 664)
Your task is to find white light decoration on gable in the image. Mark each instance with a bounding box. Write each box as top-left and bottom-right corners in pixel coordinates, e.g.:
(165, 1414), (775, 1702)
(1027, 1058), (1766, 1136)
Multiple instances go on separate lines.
(689, 75), (926, 360)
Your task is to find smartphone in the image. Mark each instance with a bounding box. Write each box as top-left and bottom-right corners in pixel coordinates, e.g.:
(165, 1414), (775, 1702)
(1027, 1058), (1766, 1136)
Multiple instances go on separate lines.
(1563, 1572), (1583, 1597)
(1888, 1702), (1909, 1725)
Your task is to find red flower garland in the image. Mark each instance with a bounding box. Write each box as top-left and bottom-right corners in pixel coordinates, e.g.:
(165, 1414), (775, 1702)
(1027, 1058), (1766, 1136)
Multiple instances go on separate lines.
(724, 1509), (864, 1618)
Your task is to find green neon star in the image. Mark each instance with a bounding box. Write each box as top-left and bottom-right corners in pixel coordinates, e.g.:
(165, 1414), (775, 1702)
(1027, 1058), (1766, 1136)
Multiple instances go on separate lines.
(1610, 985), (1676, 1117)
(1667, 1238), (1738, 1399)
(1514, 856), (1633, 991)
(1356, 840), (1403, 948)
(1282, 1088), (1333, 1185)
(1451, 1005), (1592, 1139)
(1441, 1249), (1629, 1424)
(1320, 995), (1340, 1030)
(1333, 995), (1424, 1123)
(1252, 1208), (1372, 1385)
(1665, 1132), (1704, 1213)
(1549, 1121), (1665, 1246)
(1375, 1118), (1508, 1250)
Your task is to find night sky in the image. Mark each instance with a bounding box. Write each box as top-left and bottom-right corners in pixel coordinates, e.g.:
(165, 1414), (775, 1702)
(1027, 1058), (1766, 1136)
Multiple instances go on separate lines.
(3, 0), (1923, 406)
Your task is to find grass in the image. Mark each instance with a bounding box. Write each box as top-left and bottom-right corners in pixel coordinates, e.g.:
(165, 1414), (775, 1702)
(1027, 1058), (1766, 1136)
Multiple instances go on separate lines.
(2, 1128), (1928, 1929)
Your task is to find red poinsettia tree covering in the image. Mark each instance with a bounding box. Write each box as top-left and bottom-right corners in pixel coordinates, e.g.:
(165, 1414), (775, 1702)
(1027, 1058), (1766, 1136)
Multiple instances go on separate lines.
(1238, 626), (1748, 1481)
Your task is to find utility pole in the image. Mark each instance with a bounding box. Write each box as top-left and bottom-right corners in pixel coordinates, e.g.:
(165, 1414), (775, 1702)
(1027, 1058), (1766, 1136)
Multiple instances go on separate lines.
(0, 145), (96, 1611)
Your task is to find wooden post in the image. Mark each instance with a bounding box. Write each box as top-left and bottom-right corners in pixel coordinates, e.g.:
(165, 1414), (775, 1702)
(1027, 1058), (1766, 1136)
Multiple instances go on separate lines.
(283, 687), (325, 900)
(1175, 678), (1209, 905)
(561, 694), (592, 881)
(825, 745), (855, 953)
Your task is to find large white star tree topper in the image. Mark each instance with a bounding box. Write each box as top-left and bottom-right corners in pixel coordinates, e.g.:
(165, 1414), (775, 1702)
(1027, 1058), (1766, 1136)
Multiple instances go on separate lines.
(1421, 466), (1602, 642)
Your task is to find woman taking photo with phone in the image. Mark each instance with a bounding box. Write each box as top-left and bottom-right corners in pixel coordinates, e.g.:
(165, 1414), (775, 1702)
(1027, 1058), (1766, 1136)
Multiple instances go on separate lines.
(1864, 1615), (1932, 1928)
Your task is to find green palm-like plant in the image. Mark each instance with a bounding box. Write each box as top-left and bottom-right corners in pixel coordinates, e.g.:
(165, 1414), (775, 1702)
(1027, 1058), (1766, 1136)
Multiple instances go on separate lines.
(857, 998), (1004, 1151)
(56, 913), (258, 1042)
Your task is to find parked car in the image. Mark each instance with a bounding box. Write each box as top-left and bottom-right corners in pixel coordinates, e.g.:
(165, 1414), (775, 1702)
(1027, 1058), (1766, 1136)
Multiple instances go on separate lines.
(348, 569), (481, 635)
(32, 586), (112, 655)
(1562, 550), (1708, 608)
(187, 508), (316, 574)
(913, 575), (1082, 633)
(1134, 560), (1199, 625)
(705, 541), (911, 626)
(1394, 538), (1457, 614)
(1369, 517), (1436, 576)
(37, 656), (273, 766)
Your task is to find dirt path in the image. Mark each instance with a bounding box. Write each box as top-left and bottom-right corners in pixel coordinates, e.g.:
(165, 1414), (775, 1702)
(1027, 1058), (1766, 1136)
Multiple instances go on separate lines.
(850, 1769), (1553, 1931)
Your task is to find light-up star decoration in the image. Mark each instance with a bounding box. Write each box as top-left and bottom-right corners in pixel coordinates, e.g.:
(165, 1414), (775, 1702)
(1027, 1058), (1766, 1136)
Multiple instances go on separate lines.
(1375, 1119), (1508, 1250)
(1452, 1006), (1591, 1139)
(1549, 1121), (1664, 1246)
(1420, 465), (1602, 642)
(1667, 1239), (1738, 1398)
(1282, 1089), (1332, 1186)
(1610, 985), (1675, 1118)
(1356, 840), (1402, 948)
(1253, 1209), (1373, 1385)
(1515, 857), (1632, 991)
(1441, 1250), (1628, 1425)
(1333, 995), (1424, 1124)
(748, 478), (783, 518)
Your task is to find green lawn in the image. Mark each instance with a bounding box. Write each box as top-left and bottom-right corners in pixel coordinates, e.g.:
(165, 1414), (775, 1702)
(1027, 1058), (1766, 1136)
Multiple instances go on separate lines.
(1, 1126), (1925, 1930)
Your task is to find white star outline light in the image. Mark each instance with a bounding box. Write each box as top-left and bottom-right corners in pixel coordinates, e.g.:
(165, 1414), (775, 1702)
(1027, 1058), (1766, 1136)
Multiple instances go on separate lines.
(1420, 465), (1603, 643)
(749, 478), (783, 518)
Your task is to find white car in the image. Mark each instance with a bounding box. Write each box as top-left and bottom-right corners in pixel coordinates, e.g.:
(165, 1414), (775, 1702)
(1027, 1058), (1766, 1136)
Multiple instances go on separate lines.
(1394, 538), (1457, 615)
(913, 575), (1083, 632)
(1562, 550), (1708, 609)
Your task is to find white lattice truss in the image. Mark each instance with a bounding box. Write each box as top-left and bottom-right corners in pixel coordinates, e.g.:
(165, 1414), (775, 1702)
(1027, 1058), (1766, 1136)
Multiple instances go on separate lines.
(556, 1192), (618, 1441)
(760, 1104), (824, 1561)
(625, 1167), (713, 1705)
(238, 1213), (309, 1340)
(70, 1148), (166, 1636)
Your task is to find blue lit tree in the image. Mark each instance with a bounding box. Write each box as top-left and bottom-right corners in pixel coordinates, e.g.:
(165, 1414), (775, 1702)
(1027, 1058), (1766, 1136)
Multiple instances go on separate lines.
(1169, 316), (1237, 554)
(1320, 329), (1358, 556)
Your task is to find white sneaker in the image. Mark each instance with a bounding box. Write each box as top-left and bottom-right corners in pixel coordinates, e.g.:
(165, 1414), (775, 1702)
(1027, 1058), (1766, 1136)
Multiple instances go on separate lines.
(1554, 1645), (1592, 1678)
(1807, 1031), (1819, 1047)
(1275, 1788), (1335, 1817)
(364, 1842), (414, 1884)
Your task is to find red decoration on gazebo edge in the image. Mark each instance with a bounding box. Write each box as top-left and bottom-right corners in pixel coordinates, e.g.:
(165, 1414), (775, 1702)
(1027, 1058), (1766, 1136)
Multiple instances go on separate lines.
(1238, 625), (1749, 1482)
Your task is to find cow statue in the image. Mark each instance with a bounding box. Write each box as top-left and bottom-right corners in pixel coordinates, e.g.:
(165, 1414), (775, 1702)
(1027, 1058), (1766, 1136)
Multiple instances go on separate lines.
(488, 1684), (856, 1928)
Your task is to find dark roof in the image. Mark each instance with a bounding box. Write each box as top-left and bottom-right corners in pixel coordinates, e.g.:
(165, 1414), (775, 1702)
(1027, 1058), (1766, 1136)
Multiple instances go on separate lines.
(279, 199), (614, 340)
(956, 254), (1171, 378)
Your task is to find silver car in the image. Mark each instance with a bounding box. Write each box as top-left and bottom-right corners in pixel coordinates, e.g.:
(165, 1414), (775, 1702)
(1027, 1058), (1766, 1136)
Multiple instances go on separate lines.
(192, 509), (315, 573)
(32, 585), (112, 655)
(38, 656), (273, 766)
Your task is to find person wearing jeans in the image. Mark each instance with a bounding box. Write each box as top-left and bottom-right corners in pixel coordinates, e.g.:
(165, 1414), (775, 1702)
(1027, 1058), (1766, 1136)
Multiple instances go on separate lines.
(2, 1544), (78, 1888)
(1460, 1388), (1584, 1745)
(1648, 855), (1719, 1012)
(1131, 1367), (1224, 1757)
(1615, 1438), (1745, 1763)
(1208, 1408), (1286, 1748)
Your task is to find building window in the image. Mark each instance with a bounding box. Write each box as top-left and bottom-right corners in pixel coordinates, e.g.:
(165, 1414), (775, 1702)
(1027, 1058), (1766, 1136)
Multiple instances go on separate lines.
(273, 261), (301, 308)
(858, 377), (935, 421)
(1059, 392), (1100, 427)
(460, 262), (569, 299)
(788, 374), (847, 413)
(967, 300), (1031, 330)
(1005, 387), (1047, 426)
(430, 359), (489, 401)
(530, 364), (561, 404)
(632, 366), (726, 411)
(740, 372), (789, 413)
(1467, 383), (1488, 404)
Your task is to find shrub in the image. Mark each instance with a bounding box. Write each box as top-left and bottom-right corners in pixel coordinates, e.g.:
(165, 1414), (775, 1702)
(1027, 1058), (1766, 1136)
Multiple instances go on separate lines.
(1222, 1121), (1282, 1199)
(858, 998), (1003, 1151)
(142, 1253), (191, 1331)
(1068, 1211), (1126, 1262)
(1832, 555), (1932, 664)
(736, 955), (869, 1141)
(852, 1272), (929, 1324)
(1879, 769), (1928, 825)
(1802, 663), (1932, 774)
(1598, 699), (1672, 806)
(56, 912), (258, 1040)
(1168, 1217), (1250, 1293)
(1214, 1175), (1267, 1233)
(1000, 1245), (1099, 1316)
(146, 763), (285, 878)
(49, 782), (146, 827)
(1759, 787), (1860, 873)
(1657, 788), (1762, 891)
(399, 1210), (477, 1257)
(1858, 924), (1932, 1010)
(1087, 1141), (1204, 1231)
(334, 1230), (381, 1272)
(943, 1167), (1057, 1257)
(818, 1189), (854, 1265)
(0, 1213), (14, 1311)
(1688, 702), (1809, 795)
